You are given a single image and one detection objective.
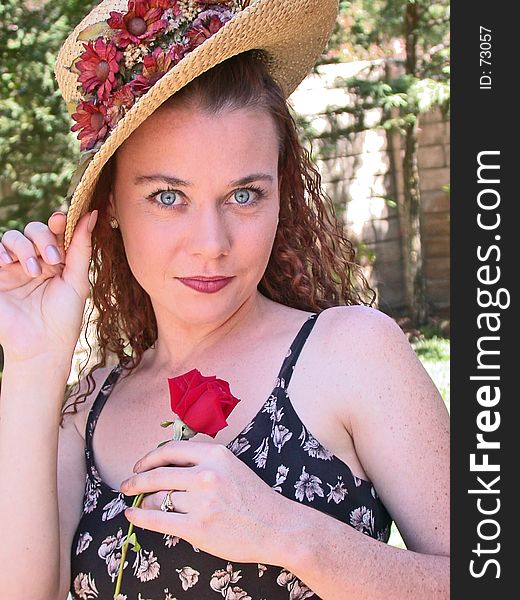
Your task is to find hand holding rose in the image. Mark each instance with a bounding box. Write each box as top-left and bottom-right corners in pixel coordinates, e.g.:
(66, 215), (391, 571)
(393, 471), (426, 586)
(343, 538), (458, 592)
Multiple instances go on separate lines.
(114, 368), (293, 598)
(120, 439), (294, 565)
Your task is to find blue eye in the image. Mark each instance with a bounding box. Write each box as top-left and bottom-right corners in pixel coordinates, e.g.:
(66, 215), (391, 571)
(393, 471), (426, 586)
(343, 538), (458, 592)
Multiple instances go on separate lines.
(234, 188), (252, 205)
(231, 185), (266, 207)
(158, 190), (177, 206)
(145, 185), (266, 210)
(145, 189), (181, 210)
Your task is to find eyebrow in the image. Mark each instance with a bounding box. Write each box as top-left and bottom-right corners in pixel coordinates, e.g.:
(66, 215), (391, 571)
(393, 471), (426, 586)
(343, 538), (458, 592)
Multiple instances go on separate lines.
(133, 172), (274, 187)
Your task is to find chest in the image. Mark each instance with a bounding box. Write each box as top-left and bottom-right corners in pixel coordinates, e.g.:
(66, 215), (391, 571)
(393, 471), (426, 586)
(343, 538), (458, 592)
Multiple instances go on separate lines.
(82, 337), (369, 493)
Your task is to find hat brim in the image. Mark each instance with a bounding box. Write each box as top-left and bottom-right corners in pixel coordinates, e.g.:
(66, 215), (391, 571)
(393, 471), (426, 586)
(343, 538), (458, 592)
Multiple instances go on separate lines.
(55, 0), (339, 250)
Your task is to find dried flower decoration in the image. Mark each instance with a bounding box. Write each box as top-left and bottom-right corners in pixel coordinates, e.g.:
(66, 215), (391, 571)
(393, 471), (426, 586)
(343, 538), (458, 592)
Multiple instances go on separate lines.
(69, 1), (246, 153)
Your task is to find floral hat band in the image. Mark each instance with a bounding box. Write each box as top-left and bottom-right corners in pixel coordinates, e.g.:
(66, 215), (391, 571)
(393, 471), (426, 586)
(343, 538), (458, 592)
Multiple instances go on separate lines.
(69, 1), (247, 153)
(54, 0), (339, 251)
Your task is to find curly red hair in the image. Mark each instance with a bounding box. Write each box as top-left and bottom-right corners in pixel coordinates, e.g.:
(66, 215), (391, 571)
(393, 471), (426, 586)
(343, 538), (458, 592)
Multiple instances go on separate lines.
(60, 49), (375, 424)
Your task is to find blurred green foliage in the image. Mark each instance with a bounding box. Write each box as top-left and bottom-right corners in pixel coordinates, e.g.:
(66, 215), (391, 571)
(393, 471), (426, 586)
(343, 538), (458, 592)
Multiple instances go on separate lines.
(300, 0), (450, 149)
(0, 0), (97, 235)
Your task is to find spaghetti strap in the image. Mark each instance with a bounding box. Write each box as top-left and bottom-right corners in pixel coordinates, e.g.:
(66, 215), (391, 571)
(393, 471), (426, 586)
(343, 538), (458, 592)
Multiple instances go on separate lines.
(84, 363), (123, 476)
(275, 312), (320, 388)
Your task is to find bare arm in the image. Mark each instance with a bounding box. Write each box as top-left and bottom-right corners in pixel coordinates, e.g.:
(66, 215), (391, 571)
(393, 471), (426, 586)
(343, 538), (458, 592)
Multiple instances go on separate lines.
(0, 356), (71, 600)
(274, 306), (450, 599)
(0, 207), (97, 599)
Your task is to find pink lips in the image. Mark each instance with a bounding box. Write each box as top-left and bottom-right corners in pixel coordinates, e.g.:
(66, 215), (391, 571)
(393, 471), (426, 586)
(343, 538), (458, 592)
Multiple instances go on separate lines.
(176, 277), (233, 293)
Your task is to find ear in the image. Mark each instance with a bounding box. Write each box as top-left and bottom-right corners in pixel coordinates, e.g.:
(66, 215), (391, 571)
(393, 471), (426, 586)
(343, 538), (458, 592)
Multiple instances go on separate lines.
(108, 190), (116, 219)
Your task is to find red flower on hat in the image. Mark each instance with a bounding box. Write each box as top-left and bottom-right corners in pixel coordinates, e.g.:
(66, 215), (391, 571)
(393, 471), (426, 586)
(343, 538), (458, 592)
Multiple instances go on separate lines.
(107, 83), (136, 127)
(185, 16), (224, 51)
(71, 100), (109, 151)
(169, 41), (187, 65)
(154, 0), (181, 8)
(77, 38), (123, 101)
(107, 0), (169, 48)
(130, 47), (174, 96)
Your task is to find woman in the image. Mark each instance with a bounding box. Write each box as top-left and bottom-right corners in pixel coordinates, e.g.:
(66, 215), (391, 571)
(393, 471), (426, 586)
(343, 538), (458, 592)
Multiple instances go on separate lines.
(0, 1), (449, 599)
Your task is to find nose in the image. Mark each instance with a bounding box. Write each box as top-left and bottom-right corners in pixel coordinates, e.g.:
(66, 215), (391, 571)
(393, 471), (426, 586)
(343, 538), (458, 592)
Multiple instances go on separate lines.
(186, 205), (231, 259)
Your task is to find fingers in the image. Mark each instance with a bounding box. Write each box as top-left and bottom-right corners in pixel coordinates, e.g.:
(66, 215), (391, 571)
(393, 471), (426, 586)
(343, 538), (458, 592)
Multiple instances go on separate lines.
(124, 505), (189, 537)
(1, 229), (49, 278)
(140, 489), (189, 514)
(61, 210), (97, 298)
(0, 241), (15, 267)
(133, 440), (229, 474)
(0, 214), (67, 277)
(120, 466), (197, 496)
(47, 211), (67, 261)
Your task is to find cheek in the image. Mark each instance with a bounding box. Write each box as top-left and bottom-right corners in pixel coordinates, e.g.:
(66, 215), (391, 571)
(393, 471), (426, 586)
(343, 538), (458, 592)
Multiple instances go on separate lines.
(237, 213), (278, 270)
(119, 225), (174, 281)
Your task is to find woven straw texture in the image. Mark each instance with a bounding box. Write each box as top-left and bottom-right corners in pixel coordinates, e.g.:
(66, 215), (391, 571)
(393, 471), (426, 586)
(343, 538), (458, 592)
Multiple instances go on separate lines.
(54, 0), (339, 250)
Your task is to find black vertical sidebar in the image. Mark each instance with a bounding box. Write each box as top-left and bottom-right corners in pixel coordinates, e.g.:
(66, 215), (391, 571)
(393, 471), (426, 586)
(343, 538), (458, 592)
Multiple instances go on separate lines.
(451, 2), (515, 598)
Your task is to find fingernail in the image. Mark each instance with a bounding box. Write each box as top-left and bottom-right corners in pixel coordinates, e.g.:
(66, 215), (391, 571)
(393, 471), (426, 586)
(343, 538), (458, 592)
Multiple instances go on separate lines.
(0, 251), (13, 264)
(51, 211), (66, 218)
(26, 257), (42, 276)
(45, 244), (61, 263)
(133, 462), (142, 473)
(87, 210), (98, 233)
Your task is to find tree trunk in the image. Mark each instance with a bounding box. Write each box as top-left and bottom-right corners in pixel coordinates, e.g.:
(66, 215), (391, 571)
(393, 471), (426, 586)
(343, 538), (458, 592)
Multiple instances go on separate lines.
(401, 118), (428, 324)
(399, 0), (429, 325)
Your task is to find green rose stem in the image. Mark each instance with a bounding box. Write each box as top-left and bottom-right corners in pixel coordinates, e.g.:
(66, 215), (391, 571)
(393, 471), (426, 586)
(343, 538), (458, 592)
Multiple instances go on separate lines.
(113, 419), (197, 599)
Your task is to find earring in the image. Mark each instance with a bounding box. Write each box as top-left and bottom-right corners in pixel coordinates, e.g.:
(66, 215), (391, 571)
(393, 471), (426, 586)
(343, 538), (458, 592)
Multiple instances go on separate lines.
(109, 217), (119, 229)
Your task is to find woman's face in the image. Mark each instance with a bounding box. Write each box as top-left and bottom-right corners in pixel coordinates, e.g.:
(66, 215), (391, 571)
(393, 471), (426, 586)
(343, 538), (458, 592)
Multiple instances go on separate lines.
(108, 103), (280, 325)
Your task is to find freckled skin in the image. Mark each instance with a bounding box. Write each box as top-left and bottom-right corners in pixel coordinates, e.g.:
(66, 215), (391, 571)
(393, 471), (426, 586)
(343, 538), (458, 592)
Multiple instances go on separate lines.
(104, 104), (450, 599)
(108, 103), (280, 341)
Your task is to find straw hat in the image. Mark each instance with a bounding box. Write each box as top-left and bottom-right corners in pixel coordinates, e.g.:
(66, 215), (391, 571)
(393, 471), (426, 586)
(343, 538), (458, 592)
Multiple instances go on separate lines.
(54, 0), (339, 251)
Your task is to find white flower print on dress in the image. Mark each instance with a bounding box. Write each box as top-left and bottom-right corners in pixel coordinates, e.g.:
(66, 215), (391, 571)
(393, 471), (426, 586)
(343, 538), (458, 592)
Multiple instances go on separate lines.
(163, 533), (199, 552)
(228, 437), (251, 457)
(262, 396), (278, 416)
(102, 493), (128, 521)
(272, 464), (289, 492)
(163, 589), (178, 600)
(273, 423), (292, 452)
(253, 437), (269, 469)
(224, 586), (252, 599)
(210, 563), (242, 593)
(76, 531), (93, 555)
(83, 474), (101, 514)
(326, 476), (348, 503)
(273, 407), (284, 425)
(132, 548), (161, 582)
(294, 466), (324, 502)
(98, 527), (127, 582)
(73, 572), (99, 599)
(353, 476), (363, 487)
(257, 563), (267, 577)
(176, 566), (200, 590)
(298, 426), (334, 460)
(276, 569), (315, 599)
(274, 375), (287, 389)
(163, 533), (180, 548)
(350, 506), (375, 535)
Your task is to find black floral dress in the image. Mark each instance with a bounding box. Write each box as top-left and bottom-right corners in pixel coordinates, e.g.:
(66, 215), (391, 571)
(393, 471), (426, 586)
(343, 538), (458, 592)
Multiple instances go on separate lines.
(70, 312), (393, 600)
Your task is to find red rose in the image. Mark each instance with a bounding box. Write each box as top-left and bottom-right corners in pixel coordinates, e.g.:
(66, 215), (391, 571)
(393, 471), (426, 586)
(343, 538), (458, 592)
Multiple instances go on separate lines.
(168, 368), (240, 438)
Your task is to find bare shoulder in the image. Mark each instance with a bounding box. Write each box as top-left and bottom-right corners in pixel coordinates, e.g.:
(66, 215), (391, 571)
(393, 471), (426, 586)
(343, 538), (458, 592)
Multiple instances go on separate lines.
(65, 364), (116, 442)
(320, 304), (406, 347)
(318, 305), (449, 555)
(318, 304), (427, 406)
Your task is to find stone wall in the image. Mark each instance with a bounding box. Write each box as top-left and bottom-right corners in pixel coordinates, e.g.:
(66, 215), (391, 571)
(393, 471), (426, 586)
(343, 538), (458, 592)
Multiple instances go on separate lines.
(289, 61), (450, 315)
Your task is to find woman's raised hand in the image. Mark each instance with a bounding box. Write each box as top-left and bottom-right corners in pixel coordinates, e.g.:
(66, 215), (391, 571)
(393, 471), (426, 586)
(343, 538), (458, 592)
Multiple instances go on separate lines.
(0, 210), (98, 365)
